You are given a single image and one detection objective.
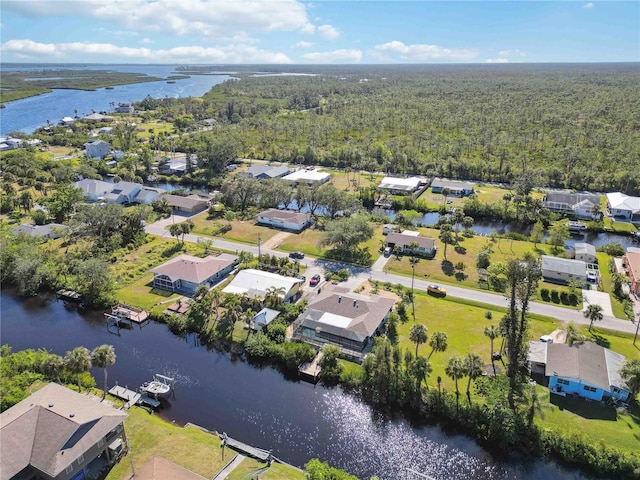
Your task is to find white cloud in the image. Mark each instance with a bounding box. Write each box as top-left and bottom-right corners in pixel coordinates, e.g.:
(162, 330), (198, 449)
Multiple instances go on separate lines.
(583, 2), (594, 8)
(371, 40), (478, 62)
(294, 41), (313, 48)
(301, 49), (362, 63)
(484, 58), (509, 63)
(4, 0), (312, 39)
(499, 49), (525, 57)
(141, 38), (154, 44)
(317, 24), (340, 40)
(1, 39), (292, 63)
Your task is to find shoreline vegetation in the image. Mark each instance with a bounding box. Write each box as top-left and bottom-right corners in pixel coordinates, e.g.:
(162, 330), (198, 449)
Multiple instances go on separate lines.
(0, 69), (190, 105)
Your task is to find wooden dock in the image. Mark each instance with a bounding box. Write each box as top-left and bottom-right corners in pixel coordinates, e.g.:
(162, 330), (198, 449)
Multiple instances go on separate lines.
(108, 385), (141, 409)
(220, 433), (271, 462)
(298, 350), (323, 382)
(112, 303), (149, 323)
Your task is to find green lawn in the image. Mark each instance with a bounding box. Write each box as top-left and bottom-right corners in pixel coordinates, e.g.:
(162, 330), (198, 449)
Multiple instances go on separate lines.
(603, 217), (638, 233)
(278, 228), (327, 257)
(227, 457), (306, 480)
(190, 215), (277, 246)
(597, 252), (627, 319)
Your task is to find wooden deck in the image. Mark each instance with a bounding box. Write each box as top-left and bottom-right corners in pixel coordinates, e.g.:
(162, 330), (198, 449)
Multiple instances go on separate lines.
(112, 303), (149, 323)
(298, 350), (323, 382)
(220, 433), (272, 462)
(108, 385), (141, 409)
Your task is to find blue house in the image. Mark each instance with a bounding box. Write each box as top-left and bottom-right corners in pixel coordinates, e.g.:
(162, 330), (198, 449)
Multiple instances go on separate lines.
(545, 342), (630, 403)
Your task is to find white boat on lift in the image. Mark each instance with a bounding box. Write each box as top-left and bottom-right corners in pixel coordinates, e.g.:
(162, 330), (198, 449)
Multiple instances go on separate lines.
(567, 221), (588, 232)
(140, 374), (174, 399)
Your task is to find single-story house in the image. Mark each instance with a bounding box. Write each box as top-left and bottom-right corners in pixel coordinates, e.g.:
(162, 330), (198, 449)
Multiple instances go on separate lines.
(84, 140), (111, 159)
(257, 209), (312, 232)
(250, 308), (281, 332)
(378, 176), (422, 195)
(158, 159), (188, 175)
(74, 178), (114, 201)
(0, 137), (24, 151)
(82, 112), (114, 123)
(541, 255), (587, 285)
(134, 187), (164, 205)
(103, 181), (141, 204)
(385, 231), (436, 257)
(151, 253), (238, 295)
(528, 341), (549, 375)
(115, 103), (135, 114)
(161, 194), (209, 213)
(544, 342), (630, 403)
(11, 223), (67, 240)
(570, 242), (597, 264)
(246, 165), (291, 180)
(282, 168), (331, 186)
(0, 382), (128, 480)
(382, 224), (398, 235)
(222, 268), (304, 302)
(623, 249), (640, 296)
(100, 126), (113, 135)
(200, 118), (217, 127)
(543, 192), (602, 219)
(293, 287), (396, 356)
(431, 178), (474, 197)
(60, 116), (75, 126)
(606, 192), (640, 223)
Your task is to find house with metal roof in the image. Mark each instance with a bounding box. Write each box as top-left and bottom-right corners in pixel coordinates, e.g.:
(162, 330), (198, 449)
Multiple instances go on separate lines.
(151, 253), (238, 295)
(293, 287), (396, 357)
(378, 176), (423, 195)
(245, 164), (291, 180)
(431, 178), (474, 197)
(257, 208), (312, 232)
(0, 382), (128, 480)
(571, 242), (597, 264)
(222, 268), (303, 302)
(541, 342), (630, 403)
(541, 255), (587, 284)
(11, 223), (67, 241)
(606, 192), (640, 223)
(282, 168), (331, 186)
(249, 308), (281, 332)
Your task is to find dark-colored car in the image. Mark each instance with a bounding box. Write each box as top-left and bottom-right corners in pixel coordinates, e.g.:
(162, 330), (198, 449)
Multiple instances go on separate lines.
(309, 274), (321, 286)
(289, 251), (305, 260)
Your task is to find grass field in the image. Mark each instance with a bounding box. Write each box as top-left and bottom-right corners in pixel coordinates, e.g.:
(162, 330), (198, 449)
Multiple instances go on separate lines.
(278, 227), (327, 257)
(597, 252), (627, 319)
(227, 457), (306, 480)
(190, 215), (278, 246)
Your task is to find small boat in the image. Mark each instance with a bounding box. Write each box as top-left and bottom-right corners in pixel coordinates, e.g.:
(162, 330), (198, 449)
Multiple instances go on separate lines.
(567, 221), (588, 232)
(166, 80), (176, 84)
(139, 374), (174, 399)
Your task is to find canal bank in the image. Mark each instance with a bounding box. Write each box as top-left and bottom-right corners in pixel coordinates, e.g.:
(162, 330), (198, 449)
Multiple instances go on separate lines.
(0, 290), (592, 480)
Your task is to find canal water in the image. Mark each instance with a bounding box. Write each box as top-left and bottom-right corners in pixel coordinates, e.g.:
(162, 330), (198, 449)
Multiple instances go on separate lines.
(0, 290), (590, 480)
(0, 64), (231, 135)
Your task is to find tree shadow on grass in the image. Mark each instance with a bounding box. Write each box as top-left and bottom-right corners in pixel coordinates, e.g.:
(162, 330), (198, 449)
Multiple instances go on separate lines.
(588, 329), (611, 349)
(441, 260), (454, 276)
(550, 394), (617, 421)
(454, 245), (467, 255)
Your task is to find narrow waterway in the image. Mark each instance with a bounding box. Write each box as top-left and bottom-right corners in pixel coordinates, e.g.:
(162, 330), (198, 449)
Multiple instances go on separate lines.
(0, 291), (591, 480)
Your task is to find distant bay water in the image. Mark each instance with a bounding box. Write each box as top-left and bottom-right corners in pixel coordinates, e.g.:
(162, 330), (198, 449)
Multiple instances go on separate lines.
(0, 64), (232, 136)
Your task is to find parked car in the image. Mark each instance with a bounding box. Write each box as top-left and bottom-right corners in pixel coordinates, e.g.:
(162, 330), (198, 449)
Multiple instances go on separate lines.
(298, 275), (306, 282)
(309, 274), (321, 286)
(384, 246), (392, 257)
(289, 251), (305, 259)
(539, 335), (554, 344)
(586, 271), (597, 282)
(427, 284), (446, 297)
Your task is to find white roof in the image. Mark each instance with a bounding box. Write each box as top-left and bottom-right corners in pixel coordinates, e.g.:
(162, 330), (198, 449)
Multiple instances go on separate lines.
(400, 230), (420, 237)
(316, 312), (352, 329)
(282, 169), (330, 183)
(73, 178), (113, 195)
(607, 192), (640, 211)
(541, 255), (586, 276)
(574, 242), (596, 256)
(222, 268), (303, 298)
(379, 176), (421, 191)
(528, 341), (548, 364)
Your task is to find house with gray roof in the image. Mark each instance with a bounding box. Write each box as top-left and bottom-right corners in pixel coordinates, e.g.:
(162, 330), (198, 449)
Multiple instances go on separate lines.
(431, 178), (474, 197)
(543, 191), (601, 219)
(103, 181), (141, 204)
(246, 164), (291, 180)
(161, 194), (209, 213)
(541, 255), (587, 285)
(293, 287), (396, 358)
(250, 308), (281, 332)
(257, 208), (312, 232)
(385, 231), (436, 257)
(151, 253), (238, 295)
(541, 342), (630, 403)
(73, 178), (113, 201)
(0, 382), (128, 480)
(572, 242), (597, 264)
(11, 223), (67, 241)
(84, 140), (111, 159)
(134, 187), (163, 205)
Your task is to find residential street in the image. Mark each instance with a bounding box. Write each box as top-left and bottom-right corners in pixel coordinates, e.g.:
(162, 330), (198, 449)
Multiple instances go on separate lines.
(146, 216), (639, 335)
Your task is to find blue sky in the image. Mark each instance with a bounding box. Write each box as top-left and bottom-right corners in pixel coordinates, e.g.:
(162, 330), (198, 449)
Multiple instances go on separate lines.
(1, 1), (638, 64)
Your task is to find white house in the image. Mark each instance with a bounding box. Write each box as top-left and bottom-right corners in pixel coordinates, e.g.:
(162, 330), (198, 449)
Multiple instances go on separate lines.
(385, 231), (436, 257)
(572, 243), (597, 264)
(60, 116), (75, 126)
(282, 168), (331, 186)
(606, 192), (640, 223)
(11, 223), (67, 241)
(541, 255), (587, 284)
(222, 268), (304, 302)
(543, 192), (602, 220)
(134, 187), (164, 205)
(84, 140), (111, 159)
(250, 308), (280, 331)
(431, 178), (474, 197)
(74, 178), (113, 201)
(378, 176), (422, 195)
(103, 181), (142, 204)
(257, 209), (312, 232)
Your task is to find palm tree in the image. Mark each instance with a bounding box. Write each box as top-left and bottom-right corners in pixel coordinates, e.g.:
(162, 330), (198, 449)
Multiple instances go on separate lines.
(463, 353), (483, 398)
(427, 331), (448, 359)
(438, 224), (455, 261)
(41, 353), (64, 383)
(64, 347), (91, 392)
(583, 304), (604, 331)
(445, 357), (465, 396)
(620, 359), (640, 401)
(441, 187), (451, 208)
(409, 324), (428, 357)
(91, 345), (116, 400)
(410, 356), (432, 394)
(264, 286), (286, 309)
(484, 325), (500, 375)
(520, 385), (551, 428)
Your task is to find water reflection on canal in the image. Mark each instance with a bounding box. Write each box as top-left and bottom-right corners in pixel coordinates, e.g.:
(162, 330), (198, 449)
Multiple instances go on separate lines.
(0, 291), (589, 480)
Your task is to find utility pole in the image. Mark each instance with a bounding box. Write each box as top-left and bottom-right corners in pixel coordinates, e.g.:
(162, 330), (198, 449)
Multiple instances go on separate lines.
(257, 232), (261, 259)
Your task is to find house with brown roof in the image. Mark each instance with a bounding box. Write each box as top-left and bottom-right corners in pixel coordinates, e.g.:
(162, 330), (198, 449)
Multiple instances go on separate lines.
(293, 287), (396, 358)
(0, 383), (128, 480)
(539, 342), (631, 403)
(161, 194), (210, 213)
(623, 248), (640, 296)
(151, 253), (238, 295)
(385, 231), (436, 257)
(257, 208), (312, 232)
